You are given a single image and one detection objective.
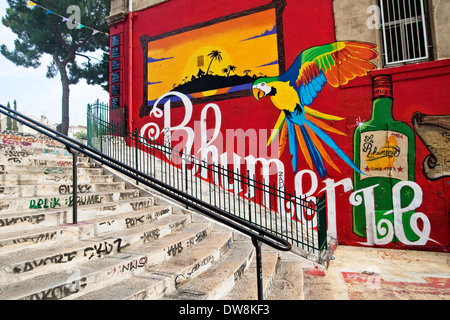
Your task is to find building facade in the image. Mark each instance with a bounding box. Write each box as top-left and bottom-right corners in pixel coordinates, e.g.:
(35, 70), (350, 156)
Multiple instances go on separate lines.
(106, 0), (449, 252)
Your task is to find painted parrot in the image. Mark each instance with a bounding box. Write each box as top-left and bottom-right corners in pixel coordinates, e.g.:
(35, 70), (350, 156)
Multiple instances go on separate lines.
(252, 41), (378, 178)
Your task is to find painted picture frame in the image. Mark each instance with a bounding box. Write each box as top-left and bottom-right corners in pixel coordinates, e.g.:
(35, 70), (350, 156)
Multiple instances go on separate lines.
(139, 0), (286, 116)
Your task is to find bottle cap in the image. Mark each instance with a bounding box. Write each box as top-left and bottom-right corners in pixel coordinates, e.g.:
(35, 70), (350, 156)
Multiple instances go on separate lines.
(372, 74), (393, 100)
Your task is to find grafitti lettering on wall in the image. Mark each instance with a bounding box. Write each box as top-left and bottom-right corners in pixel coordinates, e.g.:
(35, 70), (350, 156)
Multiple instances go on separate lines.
(140, 86), (437, 247)
(350, 181), (431, 245)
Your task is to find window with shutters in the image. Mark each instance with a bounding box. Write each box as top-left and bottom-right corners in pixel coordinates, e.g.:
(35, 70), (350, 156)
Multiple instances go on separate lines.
(379, 0), (433, 66)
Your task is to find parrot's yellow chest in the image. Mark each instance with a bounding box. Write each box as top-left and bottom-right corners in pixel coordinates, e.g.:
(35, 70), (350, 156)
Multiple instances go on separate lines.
(269, 81), (300, 112)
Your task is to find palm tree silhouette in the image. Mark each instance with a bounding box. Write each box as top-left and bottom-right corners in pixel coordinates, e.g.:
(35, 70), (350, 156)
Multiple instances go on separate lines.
(206, 50), (223, 75)
(226, 65), (237, 77)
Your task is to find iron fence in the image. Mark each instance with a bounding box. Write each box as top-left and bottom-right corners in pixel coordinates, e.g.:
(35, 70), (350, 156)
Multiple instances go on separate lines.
(87, 100), (328, 254)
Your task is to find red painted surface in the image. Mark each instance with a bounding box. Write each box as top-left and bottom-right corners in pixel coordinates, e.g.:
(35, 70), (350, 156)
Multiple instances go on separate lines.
(341, 272), (450, 299)
(109, 0), (449, 252)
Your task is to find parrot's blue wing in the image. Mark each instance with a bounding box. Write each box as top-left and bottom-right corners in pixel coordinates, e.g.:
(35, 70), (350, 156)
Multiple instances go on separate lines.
(298, 70), (327, 107)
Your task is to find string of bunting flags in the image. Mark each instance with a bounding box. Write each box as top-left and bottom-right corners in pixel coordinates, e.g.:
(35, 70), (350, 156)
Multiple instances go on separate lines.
(27, 1), (109, 37)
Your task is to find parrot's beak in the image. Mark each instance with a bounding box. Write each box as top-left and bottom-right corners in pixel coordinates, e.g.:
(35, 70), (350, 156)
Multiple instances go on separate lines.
(253, 88), (265, 101)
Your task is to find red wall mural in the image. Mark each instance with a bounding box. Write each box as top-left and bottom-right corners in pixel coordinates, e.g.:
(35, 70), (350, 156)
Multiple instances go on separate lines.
(109, 0), (449, 252)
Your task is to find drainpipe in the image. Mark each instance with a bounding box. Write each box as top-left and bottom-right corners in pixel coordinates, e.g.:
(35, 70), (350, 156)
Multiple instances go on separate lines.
(128, 0), (133, 133)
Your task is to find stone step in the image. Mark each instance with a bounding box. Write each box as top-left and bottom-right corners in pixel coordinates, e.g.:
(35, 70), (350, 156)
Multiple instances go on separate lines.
(0, 222), (211, 300)
(76, 231), (233, 300)
(0, 182), (125, 199)
(0, 152), (88, 164)
(0, 130), (64, 149)
(0, 213), (190, 285)
(0, 206), (172, 255)
(0, 189), (141, 213)
(163, 240), (255, 300)
(0, 158), (94, 169)
(267, 259), (305, 300)
(0, 224), (80, 256)
(0, 148), (71, 162)
(223, 248), (279, 300)
(0, 144), (73, 157)
(0, 197), (155, 231)
(0, 182), (126, 198)
(0, 166), (102, 176)
(0, 172), (112, 185)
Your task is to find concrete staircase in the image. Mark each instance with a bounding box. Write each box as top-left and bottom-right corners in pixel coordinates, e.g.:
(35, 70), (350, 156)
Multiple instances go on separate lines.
(0, 130), (310, 300)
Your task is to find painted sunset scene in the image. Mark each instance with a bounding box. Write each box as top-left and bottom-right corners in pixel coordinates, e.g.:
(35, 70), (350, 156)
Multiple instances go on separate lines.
(146, 9), (280, 105)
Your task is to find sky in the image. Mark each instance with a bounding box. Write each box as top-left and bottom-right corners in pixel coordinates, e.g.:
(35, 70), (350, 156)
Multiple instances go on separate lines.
(0, 0), (109, 127)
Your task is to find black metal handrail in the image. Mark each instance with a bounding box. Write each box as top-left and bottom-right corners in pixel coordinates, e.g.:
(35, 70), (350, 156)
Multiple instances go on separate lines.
(0, 103), (291, 300)
(87, 101), (328, 255)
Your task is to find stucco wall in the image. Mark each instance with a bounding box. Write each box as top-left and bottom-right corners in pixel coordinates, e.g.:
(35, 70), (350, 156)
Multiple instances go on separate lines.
(333, 0), (450, 63)
(432, 0), (450, 59)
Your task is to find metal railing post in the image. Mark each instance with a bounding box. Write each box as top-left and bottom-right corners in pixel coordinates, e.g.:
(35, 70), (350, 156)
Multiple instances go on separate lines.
(247, 170), (252, 224)
(252, 236), (264, 300)
(67, 146), (78, 225)
(134, 128), (139, 186)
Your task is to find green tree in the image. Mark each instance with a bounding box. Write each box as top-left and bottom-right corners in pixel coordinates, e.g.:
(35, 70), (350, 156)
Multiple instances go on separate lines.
(4, 100), (19, 131)
(1, 0), (110, 135)
(74, 130), (87, 140)
(6, 102), (12, 130)
(12, 100), (19, 131)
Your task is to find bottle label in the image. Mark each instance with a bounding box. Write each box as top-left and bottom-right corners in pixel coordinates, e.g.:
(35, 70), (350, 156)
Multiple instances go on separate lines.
(360, 130), (408, 181)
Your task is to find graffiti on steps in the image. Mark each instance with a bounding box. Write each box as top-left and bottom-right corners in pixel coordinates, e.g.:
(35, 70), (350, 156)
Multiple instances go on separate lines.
(166, 230), (208, 257)
(10, 238), (130, 276)
(0, 214), (45, 228)
(174, 254), (215, 287)
(43, 168), (65, 175)
(106, 256), (148, 278)
(125, 208), (170, 228)
(29, 197), (62, 209)
(22, 277), (88, 300)
(12, 251), (78, 274)
(27, 194), (104, 210)
(58, 184), (92, 195)
(0, 231), (58, 247)
(140, 229), (161, 244)
(84, 238), (129, 260)
(0, 131), (58, 147)
(130, 200), (153, 211)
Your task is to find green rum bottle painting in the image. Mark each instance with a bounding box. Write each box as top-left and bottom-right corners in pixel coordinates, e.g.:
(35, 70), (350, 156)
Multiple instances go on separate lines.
(353, 74), (418, 245)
